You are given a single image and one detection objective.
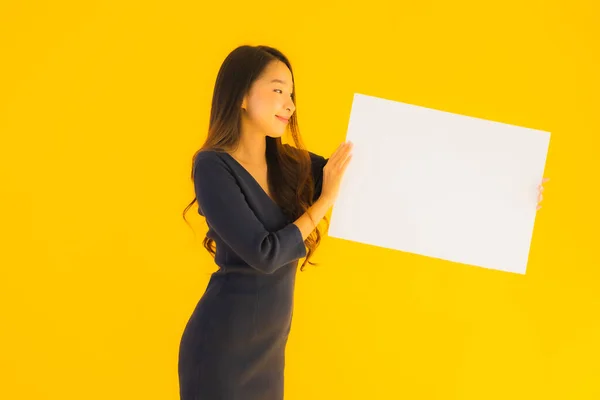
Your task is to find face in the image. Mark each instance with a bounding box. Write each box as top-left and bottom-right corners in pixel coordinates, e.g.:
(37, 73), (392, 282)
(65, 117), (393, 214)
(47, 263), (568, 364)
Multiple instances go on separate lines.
(241, 60), (296, 138)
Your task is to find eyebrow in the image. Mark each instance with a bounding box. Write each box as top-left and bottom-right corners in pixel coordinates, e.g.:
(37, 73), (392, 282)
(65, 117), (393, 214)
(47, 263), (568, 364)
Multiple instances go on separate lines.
(270, 79), (293, 91)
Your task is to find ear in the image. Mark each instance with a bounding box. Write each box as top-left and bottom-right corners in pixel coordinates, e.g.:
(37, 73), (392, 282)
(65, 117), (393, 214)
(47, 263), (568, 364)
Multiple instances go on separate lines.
(241, 94), (247, 111)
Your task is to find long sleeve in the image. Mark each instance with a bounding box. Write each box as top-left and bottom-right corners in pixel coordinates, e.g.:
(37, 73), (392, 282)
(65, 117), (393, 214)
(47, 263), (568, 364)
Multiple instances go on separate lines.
(309, 151), (328, 203)
(193, 151), (307, 274)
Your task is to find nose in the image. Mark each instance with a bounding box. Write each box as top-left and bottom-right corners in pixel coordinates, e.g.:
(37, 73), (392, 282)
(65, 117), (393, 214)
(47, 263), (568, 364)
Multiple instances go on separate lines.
(285, 100), (295, 115)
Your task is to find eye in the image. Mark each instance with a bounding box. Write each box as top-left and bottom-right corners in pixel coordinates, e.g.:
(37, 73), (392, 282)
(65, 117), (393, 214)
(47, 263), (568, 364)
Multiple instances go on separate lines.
(274, 89), (293, 97)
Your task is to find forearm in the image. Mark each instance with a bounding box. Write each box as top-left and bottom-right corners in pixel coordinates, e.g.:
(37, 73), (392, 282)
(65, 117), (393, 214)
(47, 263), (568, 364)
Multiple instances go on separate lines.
(293, 195), (333, 241)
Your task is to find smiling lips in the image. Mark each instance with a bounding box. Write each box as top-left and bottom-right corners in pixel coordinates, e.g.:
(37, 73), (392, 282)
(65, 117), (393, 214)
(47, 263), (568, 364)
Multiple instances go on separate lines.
(275, 115), (289, 123)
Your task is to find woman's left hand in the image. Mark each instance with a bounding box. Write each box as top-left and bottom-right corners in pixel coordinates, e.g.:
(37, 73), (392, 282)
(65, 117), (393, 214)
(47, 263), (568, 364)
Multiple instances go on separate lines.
(537, 177), (550, 211)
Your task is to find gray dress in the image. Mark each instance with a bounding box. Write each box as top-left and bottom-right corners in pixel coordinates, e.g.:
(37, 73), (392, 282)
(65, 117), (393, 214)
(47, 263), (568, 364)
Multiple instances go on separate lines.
(178, 146), (327, 400)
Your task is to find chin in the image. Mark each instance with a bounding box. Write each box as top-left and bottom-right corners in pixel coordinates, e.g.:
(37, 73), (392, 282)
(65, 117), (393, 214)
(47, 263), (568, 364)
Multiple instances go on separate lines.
(266, 128), (286, 138)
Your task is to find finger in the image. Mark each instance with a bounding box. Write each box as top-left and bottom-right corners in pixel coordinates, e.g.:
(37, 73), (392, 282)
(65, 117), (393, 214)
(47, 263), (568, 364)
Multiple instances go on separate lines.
(537, 205), (542, 211)
(339, 153), (353, 173)
(330, 141), (350, 160)
(331, 142), (344, 157)
(337, 141), (353, 158)
(325, 144), (344, 169)
(338, 144), (353, 167)
(331, 142), (353, 168)
(326, 144), (343, 166)
(340, 142), (353, 159)
(542, 177), (550, 183)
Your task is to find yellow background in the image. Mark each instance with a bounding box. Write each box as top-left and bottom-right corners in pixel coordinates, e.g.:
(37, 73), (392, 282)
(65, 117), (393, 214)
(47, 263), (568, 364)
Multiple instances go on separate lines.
(1, 0), (599, 399)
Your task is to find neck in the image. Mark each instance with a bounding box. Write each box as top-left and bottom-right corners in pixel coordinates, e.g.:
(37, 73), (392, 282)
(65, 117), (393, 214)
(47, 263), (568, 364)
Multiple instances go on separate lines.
(231, 120), (268, 165)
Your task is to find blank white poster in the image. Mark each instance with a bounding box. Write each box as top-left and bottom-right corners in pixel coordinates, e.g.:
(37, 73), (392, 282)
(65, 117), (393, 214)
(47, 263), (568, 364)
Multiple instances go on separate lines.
(328, 93), (551, 274)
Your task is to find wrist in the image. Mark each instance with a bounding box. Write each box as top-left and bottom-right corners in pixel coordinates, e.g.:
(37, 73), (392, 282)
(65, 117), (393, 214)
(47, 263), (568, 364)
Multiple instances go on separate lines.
(317, 194), (334, 208)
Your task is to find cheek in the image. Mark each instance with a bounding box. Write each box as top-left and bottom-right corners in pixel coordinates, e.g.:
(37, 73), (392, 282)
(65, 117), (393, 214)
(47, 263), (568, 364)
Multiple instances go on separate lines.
(249, 96), (278, 121)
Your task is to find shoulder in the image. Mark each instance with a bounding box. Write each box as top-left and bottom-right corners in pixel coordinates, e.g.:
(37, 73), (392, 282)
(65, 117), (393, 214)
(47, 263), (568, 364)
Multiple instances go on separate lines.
(307, 149), (328, 171)
(282, 143), (327, 167)
(192, 150), (240, 191)
(308, 150), (327, 166)
(193, 149), (231, 174)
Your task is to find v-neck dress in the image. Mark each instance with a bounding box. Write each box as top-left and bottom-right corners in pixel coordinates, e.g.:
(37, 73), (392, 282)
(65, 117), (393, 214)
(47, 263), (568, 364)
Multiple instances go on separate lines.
(178, 145), (328, 400)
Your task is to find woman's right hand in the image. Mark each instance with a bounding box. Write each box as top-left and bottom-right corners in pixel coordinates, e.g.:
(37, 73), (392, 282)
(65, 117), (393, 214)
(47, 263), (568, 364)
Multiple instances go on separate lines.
(320, 141), (354, 205)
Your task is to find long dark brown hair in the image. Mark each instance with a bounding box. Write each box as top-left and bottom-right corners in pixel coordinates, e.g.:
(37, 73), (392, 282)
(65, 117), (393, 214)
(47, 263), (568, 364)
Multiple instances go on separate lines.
(182, 45), (327, 271)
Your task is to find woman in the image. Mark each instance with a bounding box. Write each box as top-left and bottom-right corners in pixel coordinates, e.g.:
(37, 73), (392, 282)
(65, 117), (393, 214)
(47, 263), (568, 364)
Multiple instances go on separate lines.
(178, 44), (549, 399)
(178, 45), (353, 400)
